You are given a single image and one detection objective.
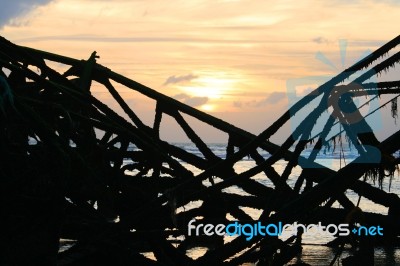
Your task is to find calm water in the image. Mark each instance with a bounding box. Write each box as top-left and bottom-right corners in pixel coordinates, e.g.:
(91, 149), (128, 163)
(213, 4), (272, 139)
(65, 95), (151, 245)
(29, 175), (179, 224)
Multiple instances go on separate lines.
(172, 143), (400, 265)
(61, 143), (400, 265)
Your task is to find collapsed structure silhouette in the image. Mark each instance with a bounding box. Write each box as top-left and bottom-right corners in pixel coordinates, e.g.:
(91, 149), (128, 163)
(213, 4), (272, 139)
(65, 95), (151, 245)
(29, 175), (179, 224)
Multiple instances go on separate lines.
(0, 35), (399, 265)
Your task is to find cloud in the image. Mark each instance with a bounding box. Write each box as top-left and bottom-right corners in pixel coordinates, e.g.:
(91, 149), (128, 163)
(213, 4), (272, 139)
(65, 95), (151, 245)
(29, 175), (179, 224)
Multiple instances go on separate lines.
(0, 0), (53, 28)
(312, 36), (330, 44)
(13, 34), (306, 45)
(173, 93), (190, 100)
(173, 93), (208, 107)
(263, 91), (286, 105)
(163, 74), (198, 86)
(234, 91), (286, 108)
(381, 0), (400, 4)
(184, 96), (208, 107)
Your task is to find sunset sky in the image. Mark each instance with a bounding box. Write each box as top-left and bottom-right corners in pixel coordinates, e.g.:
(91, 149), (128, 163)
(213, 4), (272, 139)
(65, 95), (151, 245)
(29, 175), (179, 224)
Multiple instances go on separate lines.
(1, 0), (399, 142)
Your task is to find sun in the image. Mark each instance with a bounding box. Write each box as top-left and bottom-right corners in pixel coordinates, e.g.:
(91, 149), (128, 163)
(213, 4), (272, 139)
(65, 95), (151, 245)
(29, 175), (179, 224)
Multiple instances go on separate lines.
(173, 71), (245, 112)
(200, 104), (216, 112)
(178, 76), (234, 99)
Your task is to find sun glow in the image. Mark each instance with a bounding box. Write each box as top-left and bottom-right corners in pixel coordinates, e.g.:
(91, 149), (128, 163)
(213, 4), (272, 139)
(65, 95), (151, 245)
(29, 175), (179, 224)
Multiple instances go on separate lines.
(200, 104), (216, 112)
(179, 76), (235, 99)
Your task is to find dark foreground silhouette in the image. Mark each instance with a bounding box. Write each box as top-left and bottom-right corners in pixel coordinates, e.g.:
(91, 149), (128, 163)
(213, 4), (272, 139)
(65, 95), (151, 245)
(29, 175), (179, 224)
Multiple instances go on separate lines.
(0, 35), (400, 265)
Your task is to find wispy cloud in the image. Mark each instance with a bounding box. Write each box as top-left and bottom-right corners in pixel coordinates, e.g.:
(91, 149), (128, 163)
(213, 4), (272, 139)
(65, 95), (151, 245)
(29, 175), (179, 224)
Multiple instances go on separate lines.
(184, 96), (208, 107)
(14, 34), (299, 44)
(312, 36), (330, 45)
(0, 0), (53, 28)
(163, 74), (197, 86)
(234, 91), (286, 108)
(262, 91), (286, 105)
(173, 93), (208, 107)
(173, 93), (190, 100)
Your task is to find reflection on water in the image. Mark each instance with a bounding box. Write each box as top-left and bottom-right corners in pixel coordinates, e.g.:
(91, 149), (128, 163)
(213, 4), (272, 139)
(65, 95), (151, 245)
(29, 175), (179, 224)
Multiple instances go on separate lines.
(289, 245), (400, 266)
(374, 247), (400, 266)
(184, 246), (400, 265)
(137, 144), (400, 264)
(59, 239), (76, 253)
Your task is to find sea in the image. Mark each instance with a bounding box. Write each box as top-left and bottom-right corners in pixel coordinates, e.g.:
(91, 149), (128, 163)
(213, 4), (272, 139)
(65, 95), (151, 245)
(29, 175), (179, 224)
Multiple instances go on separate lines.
(60, 142), (400, 265)
(171, 143), (400, 265)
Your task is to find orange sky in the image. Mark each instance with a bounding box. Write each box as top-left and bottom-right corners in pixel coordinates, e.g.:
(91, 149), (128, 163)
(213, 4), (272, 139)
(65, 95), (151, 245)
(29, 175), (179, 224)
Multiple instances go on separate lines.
(1, 0), (399, 142)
